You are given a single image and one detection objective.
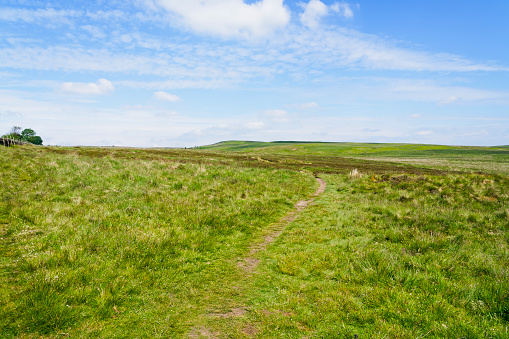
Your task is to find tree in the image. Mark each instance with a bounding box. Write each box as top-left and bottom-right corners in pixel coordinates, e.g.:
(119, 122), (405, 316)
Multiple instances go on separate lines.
(21, 128), (36, 141)
(2, 126), (43, 145)
(10, 126), (21, 134)
(27, 136), (43, 145)
(2, 126), (22, 140)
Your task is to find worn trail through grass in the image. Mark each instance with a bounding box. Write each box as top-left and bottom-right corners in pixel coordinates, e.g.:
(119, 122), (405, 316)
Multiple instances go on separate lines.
(238, 177), (326, 273)
(193, 177), (327, 338)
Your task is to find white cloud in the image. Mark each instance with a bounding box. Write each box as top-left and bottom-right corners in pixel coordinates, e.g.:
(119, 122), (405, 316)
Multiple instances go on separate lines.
(287, 102), (319, 110)
(300, 0), (329, 29)
(85, 10), (125, 21)
(6, 37), (40, 45)
(299, 102), (319, 109)
(383, 80), (507, 104)
(2, 44), (505, 104)
(264, 109), (287, 117)
(0, 8), (81, 25)
(439, 96), (461, 105)
(416, 130), (434, 136)
(154, 91), (181, 102)
(362, 128), (380, 133)
(61, 78), (114, 95)
(0, 29), (504, 89)
(330, 3), (354, 18)
(245, 121), (265, 129)
(285, 28), (504, 72)
(119, 79), (228, 90)
(2, 87), (508, 147)
(263, 109), (289, 122)
(300, 1), (353, 29)
(329, 77), (509, 105)
(151, 0), (290, 39)
(82, 25), (106, 39)
(0, 7), (129, 26)
(119, 34), (133, 44)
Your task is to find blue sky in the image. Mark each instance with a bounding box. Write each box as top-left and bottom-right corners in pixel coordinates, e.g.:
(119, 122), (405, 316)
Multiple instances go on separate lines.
(0, 0), (508, 147)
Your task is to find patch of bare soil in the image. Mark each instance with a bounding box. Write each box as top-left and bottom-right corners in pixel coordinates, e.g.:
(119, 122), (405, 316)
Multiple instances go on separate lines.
(208, 307), (247, 318)
(242, 324), (259, 336)
(188, 326), (219, 339)
(261, 309), (293, 317)
(236, 257), (260, 272)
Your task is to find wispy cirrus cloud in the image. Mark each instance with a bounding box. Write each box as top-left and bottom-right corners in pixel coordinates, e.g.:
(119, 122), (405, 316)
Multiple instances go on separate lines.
(0, 2), (505, 87)
(0, 7), (81, 24)
(0, 32), (503, 91)
(368, 78), (509, 104)
(154, 91), (180, 102)
(297, 102), (319, 109)
(81, 25), (106, 39)
(0, 7), (132, 25)
(274, 28), (505, 72)
(308, 77), (509, 105)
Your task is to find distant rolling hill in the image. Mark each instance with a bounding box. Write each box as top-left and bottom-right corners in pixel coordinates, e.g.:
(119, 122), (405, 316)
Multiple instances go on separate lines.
(199, 140), (509, 174)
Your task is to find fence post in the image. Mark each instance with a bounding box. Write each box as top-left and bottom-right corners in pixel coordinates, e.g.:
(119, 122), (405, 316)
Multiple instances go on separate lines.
(0, 137), (24, 147)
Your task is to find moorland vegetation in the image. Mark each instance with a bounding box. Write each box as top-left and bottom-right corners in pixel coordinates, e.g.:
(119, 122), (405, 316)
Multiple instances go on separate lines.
(1, 142), (508, 338)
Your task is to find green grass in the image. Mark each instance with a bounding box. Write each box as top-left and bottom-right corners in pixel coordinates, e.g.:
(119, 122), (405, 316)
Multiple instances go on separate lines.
(1, 143), (508, 338)
(223, 172), (509, 338)
(0, 146), (315, 338)
(200, 141), (509, 175)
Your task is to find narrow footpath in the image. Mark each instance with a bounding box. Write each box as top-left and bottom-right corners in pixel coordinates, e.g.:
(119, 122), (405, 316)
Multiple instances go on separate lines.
(238, 177), (327, 273)
(189, 177), (327, 338)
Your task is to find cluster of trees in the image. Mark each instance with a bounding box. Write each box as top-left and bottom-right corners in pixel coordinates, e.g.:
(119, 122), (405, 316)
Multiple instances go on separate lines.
(2, 126), (43, 145)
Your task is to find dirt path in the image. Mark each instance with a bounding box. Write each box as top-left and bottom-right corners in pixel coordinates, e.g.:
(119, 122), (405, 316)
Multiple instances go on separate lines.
(189, 177), (326, 338)
(237, 177), (326, 272)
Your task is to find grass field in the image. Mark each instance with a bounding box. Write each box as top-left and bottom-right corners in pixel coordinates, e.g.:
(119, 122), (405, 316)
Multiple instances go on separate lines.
(1, 143), (508, 338)
(236, 172), (509, 337)
(0, 146), (315, 337)
(200, 141), (509, 175)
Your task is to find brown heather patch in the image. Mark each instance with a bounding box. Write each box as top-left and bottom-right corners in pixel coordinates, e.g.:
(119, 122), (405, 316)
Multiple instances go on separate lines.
(43, 146), (451, 176)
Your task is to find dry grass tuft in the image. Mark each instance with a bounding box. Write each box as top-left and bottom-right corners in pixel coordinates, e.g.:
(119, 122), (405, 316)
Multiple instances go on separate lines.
(348, 168), (363, 179)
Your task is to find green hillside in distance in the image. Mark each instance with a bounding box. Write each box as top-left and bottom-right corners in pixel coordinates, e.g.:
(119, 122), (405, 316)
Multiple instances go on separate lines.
(199, 141), (509, 174)
(199, 140), (507, 156)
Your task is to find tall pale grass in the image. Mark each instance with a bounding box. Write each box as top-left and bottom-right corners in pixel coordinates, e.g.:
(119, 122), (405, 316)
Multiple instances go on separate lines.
(348, 168), (363, 179)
